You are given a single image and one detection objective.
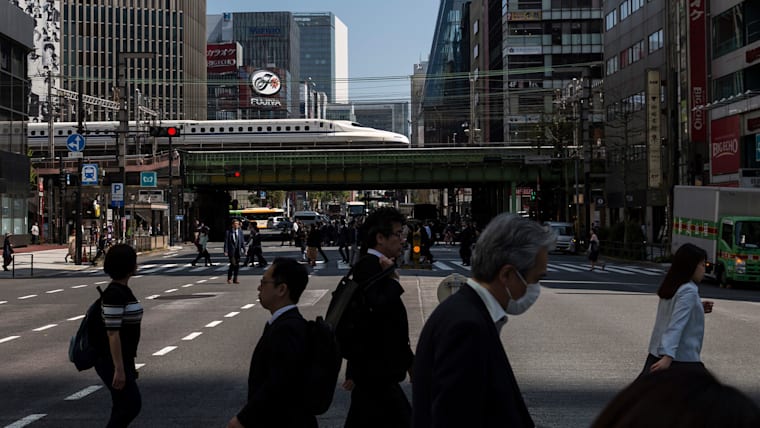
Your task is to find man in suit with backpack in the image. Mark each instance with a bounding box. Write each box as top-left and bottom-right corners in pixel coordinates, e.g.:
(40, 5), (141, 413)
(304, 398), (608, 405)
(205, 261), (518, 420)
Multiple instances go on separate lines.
(227, 257), (317, 428)
(342, 207), (414, 428)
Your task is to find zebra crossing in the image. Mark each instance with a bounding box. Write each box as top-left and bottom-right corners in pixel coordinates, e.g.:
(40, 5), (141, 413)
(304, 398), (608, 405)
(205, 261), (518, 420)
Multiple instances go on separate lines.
(80, 259), (667, 276)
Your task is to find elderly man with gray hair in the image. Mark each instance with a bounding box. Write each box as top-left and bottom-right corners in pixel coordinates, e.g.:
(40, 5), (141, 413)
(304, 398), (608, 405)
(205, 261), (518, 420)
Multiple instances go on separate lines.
(412, 213), (555, 428)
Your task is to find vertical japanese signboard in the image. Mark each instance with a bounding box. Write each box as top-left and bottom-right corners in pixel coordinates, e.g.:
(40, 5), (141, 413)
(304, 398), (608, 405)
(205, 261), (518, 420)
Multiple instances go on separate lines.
(689, 0), (707, 144)
(647, 70), (662, 188)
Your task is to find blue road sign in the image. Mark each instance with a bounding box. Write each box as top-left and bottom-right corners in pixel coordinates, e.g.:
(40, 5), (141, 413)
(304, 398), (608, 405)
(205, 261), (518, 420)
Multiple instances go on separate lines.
(140, 171), (157, 187)
(755, 134), (760, 162)
(82, 164), (98, 185)
(66, 133), (86, 152)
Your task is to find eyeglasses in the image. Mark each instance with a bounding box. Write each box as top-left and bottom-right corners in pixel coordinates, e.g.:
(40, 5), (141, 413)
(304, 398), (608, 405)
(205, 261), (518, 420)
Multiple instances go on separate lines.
(390, 230), (405, 239)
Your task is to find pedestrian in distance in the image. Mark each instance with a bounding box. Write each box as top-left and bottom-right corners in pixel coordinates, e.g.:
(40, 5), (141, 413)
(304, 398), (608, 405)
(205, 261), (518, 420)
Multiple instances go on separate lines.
(243, 224), (267, 268)
(31, 222), (40, 244)
(591, 366), (760, 428)
(337, 221), (350, 264)
(458, 221), (476, 266)
(227, 257), (317, 428)
(305, 224), (321, 267)
(191, 226), (213, 267)
(343, 207), (414, 428)
(412, 213), (555, 428)
(588, 228), (605, 271)
(96, 244), (144, 427)
(641, 243), (713, 375)
(2, 232), (14, 271)
(65, 229), (76, 263)
(224, 219), (246, 284)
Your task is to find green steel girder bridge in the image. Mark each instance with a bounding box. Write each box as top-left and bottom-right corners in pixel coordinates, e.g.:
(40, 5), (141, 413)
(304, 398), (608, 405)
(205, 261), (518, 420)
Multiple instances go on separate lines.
(181, 147), (553, 190)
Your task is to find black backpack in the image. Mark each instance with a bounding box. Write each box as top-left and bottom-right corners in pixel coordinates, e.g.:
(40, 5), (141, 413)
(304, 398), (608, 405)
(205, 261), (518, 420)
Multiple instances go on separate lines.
(303, 316), (342, 415)
(325, 261), (395, 360)
(68, 286), (105, 371)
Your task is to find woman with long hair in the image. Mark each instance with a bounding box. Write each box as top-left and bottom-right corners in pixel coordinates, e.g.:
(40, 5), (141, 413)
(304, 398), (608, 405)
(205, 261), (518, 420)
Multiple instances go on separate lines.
(642, 243), (713, 374)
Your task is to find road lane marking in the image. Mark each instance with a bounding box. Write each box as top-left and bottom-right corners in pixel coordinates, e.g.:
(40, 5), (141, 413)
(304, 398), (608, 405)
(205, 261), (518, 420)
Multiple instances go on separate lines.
(145, 295), (161, 300)
(46, 289), (64, 294)
(135, 363), (146, 370)
(210, 277), (219, 280)
(196, 279), (207, 283)
(153, 346), (178, 356)
(181, 284), (194, 288)
(599, 265), (658, 275)
(165, 288), (178, 293)
(433, 261), (453, 271)
(95, 281), (108, 285)
(5, 414), (46, 427)
(18, 295), (37, 300)
(182, 332), (203, 341)
(0, 301), (7, 305)
(33, 324), (57, 332)
(241, 304), (256, 309)
(224, 312), (240, 318)
(71, 284), (88, 289)
(68, 315), (85, 321)
(64, 385), (103, 400)
(0, 336), (21, 344)
(205, 321), (223, 327)
(133, 275), (145, 278)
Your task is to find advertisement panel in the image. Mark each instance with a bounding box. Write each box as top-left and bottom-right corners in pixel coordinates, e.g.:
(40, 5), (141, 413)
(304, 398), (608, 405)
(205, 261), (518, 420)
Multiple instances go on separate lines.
(507, 11), (542, 21)
(647, 70), (662, 188)
(207, 43), (238, 74)
(710, 116), (741, 176)
(689, 0), (707, 144)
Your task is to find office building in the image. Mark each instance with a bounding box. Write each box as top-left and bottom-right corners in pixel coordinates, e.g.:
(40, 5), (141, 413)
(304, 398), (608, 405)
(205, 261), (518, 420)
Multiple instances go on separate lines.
(19, 0), (207, 123)
(294, 12), (349, 104)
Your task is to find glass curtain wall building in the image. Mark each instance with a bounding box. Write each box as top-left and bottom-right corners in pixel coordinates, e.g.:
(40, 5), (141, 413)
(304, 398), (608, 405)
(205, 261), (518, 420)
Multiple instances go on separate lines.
(295, 13), (349, 104)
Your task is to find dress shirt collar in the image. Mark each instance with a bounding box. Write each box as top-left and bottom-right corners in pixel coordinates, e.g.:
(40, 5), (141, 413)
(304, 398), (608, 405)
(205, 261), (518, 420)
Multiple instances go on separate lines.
(367, 248), (384, 259)
(467, 278), (508, 331)
(269, 304), (297, 324)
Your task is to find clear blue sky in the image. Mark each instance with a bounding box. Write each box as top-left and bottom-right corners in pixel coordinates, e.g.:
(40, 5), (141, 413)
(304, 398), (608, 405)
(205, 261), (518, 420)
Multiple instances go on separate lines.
(206, 0), (440, 102)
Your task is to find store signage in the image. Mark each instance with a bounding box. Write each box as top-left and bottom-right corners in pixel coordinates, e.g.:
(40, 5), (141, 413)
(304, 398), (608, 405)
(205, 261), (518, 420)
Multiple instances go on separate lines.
(747, 46), (760, 64)
(647, 70), (662, 188)
(507, 11), (541, 21)
(710, 116), (741, 176)
(689, 0), (707, 144)
(251, 70), (281, 96)
(250, 97), (282, 107)
(207, 42), (238, 73)
(748, 117), (760, 132)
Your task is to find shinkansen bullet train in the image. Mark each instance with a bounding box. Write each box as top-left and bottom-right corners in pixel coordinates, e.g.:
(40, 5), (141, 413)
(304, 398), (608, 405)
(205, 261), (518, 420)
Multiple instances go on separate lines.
(26, 119), (410, 156)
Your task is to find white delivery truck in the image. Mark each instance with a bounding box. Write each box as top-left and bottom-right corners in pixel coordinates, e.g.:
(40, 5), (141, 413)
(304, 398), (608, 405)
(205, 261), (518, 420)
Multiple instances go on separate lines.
(672, 186), (760, 287)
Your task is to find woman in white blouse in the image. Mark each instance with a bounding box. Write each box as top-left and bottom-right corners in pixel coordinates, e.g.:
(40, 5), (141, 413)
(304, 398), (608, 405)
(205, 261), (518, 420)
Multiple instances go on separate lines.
(643, 243), (713, 374)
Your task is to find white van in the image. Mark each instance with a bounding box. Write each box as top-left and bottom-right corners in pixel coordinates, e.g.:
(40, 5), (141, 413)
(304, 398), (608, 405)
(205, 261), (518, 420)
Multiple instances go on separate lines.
(544, 221), (577, 254)
(293, 211), (323, 226)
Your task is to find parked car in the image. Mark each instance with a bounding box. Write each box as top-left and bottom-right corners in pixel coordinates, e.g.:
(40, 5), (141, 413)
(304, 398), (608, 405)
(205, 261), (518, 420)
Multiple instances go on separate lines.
(267, 216), (293, 231)
(544, 221), (577, 254)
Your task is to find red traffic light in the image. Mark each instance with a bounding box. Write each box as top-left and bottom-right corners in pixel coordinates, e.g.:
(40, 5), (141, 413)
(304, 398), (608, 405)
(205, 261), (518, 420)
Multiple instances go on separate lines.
(149, 126), (181, 137)
(233, 171), (241, 178)
(166, 127), (179, 137)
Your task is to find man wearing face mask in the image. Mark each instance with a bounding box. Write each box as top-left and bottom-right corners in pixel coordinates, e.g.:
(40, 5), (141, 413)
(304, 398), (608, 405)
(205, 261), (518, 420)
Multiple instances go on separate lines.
(412, 213), (554, 428)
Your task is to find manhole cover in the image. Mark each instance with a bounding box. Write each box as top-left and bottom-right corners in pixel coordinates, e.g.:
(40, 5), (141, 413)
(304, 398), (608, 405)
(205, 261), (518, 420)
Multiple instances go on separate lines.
(153, 294), (215, 300)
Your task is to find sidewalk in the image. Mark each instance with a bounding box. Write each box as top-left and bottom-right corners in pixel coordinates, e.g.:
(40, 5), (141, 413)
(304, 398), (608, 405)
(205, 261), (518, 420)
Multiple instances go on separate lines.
(3, 244), (98, 278)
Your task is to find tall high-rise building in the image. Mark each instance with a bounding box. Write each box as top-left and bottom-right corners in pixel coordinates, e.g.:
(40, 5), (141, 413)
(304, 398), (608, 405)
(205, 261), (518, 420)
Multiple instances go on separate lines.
(19, 0), (207, 122)
(294, 12), (349, 104)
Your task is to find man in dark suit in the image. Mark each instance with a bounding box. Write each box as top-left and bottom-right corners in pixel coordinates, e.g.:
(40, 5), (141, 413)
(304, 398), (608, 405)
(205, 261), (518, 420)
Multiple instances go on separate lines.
(412, 214), (555, 428)
(224, 219), (246, 284)
(343, 207), (414, 428)
(227, 257), (316, 428)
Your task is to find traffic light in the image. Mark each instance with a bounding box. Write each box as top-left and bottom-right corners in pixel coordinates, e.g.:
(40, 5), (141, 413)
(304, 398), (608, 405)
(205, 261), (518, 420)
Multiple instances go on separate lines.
(225, 167), (241, 178)
(530, 191), (536, 201)
(149, 126), (181, 137)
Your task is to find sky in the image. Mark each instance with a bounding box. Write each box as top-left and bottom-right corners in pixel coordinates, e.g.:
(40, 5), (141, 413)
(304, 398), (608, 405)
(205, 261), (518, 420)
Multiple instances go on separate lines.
(206, 0), (440, 103)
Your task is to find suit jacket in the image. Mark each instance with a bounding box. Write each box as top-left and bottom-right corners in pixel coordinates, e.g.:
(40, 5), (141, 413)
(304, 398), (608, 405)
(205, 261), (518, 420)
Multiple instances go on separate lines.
(412, 284), (534, 428)
(224, 228), (246, 258)
(237, 307), (317, 428)
(347, 254), (414, 385)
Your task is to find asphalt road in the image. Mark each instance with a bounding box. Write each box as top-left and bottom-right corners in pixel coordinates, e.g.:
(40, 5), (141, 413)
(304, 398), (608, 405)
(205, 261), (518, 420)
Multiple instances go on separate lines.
(2, 243), (759, 427)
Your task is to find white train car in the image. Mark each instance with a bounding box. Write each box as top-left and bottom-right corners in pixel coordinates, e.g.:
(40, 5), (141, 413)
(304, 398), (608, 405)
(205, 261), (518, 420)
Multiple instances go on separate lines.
(27, 119), (409, 156)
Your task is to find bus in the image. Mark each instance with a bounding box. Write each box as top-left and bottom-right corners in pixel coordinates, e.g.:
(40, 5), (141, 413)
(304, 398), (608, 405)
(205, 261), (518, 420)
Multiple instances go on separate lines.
(229, 207), (285, 235)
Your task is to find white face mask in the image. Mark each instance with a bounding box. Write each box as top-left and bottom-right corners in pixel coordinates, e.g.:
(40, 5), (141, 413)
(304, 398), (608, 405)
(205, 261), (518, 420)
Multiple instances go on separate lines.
(506, 270), (541, 315)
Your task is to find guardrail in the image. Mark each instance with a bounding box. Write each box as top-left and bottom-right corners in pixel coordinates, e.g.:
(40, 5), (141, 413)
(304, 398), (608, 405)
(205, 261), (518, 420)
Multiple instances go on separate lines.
(11, 253), (34, 278)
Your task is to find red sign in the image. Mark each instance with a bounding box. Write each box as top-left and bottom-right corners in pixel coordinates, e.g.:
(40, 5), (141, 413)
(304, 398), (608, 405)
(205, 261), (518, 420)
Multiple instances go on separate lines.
(748, 117), (760, 132)
(710, 115), (741, 176)
(207, 43), (238, 73)
(689, 0), (707, 144)
(747, 45), (760, 64)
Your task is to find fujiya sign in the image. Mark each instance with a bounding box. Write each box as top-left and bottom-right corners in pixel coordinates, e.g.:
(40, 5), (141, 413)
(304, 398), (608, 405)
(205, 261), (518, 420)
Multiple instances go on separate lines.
(251, 70), (281, 96)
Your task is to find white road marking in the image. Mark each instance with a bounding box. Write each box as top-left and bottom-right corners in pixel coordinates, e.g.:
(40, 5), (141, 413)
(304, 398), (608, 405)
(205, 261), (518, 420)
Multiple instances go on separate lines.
(205, 321), (223, 327)
(224, 312), (240, 318)
(165, 288), (178, 293)
(95, 281), (108, 285)
(210, 277), (219, 280)
(552, 264), (587, 273)
(5, 414), (47, 427)
(46, 289), (64, 294)
(67, 315), (85, 321)
(0, 301), (7, 305)
(0, 336), (21, 344)
(133, 275), (145, 278)
(181, 284), (194, 288)
(145, 295), (161, 300)
(64, 385), (103, 400)
(215, 266), (228, 272)
(433, 261), (453, 271)
(166, 266), (188, 273)
(603, 265), (660, 275)
(241, 304), (256, 309)
(182, 332), (203, 341)
(18, 295), (37, 300)
(135, 363), (146, 370)
(33, 324), (57, 332)
(71, 284), (88, 288)
(152, 346), (178, 356)
(196, 279), (207, 283)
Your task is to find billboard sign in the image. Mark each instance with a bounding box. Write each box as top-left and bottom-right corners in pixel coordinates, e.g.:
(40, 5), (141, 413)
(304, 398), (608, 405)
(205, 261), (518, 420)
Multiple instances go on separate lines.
(689, 0), (707, 144)
(207, 42), (239, 73)
(251, 70), (282, 96)
(710, 115), (741, 176)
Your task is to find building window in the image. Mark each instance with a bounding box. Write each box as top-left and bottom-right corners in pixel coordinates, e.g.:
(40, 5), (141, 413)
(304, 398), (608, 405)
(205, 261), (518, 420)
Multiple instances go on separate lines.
(712, 71), (743, 102)
(606, 56), (619, 75)
(620, 1), (630, 20)
(606, 10), (617, 31)
(747, 0), (760, 44)
(648, 29), (664, 53)
(474, 44), (479, 59)
(713, 5), (744, 57)
(473, 19), (479, 35)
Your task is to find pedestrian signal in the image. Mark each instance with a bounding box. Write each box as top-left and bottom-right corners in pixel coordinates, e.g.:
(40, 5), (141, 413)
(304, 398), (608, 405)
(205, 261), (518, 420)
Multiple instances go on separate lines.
(149, 126), (181, 137)
(530, 191), (536, 201)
